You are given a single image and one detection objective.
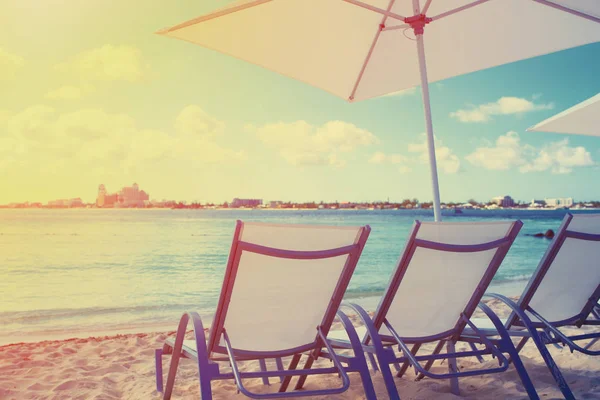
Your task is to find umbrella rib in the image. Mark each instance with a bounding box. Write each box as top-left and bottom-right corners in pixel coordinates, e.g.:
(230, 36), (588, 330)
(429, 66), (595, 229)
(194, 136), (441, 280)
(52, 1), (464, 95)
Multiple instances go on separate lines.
(422, 0), (433, 15)
(430, 0), (490, 21)
(348, 0), (397, 102)
(531, 0), (600, 24)
(382, 24), (410, 32)
(342, 0), (406, 21)
(160, 0), (272, 33)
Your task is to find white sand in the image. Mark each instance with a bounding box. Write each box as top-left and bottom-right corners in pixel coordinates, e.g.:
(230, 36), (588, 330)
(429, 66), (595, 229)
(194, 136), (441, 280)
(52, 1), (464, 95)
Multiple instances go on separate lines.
(1, 300), (599, 399)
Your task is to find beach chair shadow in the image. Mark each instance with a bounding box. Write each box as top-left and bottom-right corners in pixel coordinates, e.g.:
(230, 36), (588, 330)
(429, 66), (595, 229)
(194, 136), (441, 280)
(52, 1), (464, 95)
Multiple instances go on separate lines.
(327, 219), (541, 399)
(155, 220), (377, 399)
(468, 212), (600, 399)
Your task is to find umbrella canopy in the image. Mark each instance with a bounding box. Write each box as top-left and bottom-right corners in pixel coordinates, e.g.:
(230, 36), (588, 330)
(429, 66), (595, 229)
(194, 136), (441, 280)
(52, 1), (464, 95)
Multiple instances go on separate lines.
(528, 92), (600, 136)
(157, 0), (600, 220)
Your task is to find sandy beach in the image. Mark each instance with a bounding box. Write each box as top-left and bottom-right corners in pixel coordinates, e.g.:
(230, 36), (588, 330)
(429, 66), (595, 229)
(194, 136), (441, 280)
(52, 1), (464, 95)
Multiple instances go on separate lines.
(1, 299), (599, 400)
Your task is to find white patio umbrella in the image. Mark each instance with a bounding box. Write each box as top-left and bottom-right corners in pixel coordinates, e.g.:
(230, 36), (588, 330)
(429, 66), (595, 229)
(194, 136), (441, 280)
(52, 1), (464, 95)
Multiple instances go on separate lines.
(528, 92), (600, 136)
(157, 0), (600, 221)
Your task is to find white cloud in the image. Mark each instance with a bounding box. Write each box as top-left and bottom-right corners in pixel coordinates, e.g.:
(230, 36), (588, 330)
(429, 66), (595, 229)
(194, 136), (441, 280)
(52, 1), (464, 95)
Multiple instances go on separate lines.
(369, 151), (386, 164)
(369, 135), (459, 175)
(0, 105), (243, 174)
(249, 120), (378, 167)
(466, 132), (594, 174)
(55, 45), (150, 82)
(521, 139), (594, 174)
(369, 151), (412, 173)
(45, 84), (95, 100)
(408, 136), (461, 174)
(175, 105), (225, 139)
(450, 97), (554, 123)
(368, 152), (408, 164)
(0, 48), (24, 81)
(465, 131), (529, 171)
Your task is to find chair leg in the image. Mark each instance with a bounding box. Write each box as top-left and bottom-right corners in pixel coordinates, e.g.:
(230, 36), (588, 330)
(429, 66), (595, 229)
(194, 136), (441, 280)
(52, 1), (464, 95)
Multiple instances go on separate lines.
(155, 349), (164, 393)
(397, 343), (420, 377)
(275, 357), (285, 383)
(259, 359), (270, 386)
(468, 342), (485, 363)
(584, 337), (600, 350)
(498, 336), (539, 400)
(529, 334), (574, 400)
(367, 353), (379, 372)
(278, 354), (302, 392)
(507, 337), (529, 364)
(416, 341), (445, 381)
(357, 357), (378, 400)
(293, 356), (315, 390)
(446, 341), (460, 396)
(163, 348), (182, 400)
(163, 313), (214, 400)
(375, 349), (401, 400)
(197, 359), (214, 400)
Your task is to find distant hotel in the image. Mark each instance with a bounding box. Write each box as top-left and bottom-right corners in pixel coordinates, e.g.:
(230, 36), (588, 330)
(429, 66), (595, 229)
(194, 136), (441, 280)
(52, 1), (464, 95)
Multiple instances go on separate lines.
(545, 197), (573, 208)
(530, 197), (574, 208)
(491, 195), (515, 208)
(96, 183), (149, 208)
(230, 198), (263, 208)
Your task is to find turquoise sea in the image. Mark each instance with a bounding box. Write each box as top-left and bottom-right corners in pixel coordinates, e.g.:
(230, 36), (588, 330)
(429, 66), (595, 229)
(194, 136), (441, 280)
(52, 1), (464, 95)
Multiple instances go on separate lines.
(0, 208), (595, 345)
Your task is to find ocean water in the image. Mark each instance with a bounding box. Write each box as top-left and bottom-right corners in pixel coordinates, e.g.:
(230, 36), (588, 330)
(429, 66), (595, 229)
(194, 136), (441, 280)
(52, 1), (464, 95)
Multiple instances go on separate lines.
(0, 208), (593, 345)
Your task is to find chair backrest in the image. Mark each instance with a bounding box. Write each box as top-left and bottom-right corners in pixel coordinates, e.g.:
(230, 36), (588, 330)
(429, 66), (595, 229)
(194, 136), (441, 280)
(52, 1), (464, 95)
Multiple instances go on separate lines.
(207, 220), (370, 357)
(372, 220), (522, 341)
(512, 213), (600, 326)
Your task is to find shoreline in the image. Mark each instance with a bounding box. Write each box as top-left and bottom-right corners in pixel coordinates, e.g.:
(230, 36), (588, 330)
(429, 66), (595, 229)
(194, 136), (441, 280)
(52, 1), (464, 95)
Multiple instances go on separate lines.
(0, 279), (527, 348)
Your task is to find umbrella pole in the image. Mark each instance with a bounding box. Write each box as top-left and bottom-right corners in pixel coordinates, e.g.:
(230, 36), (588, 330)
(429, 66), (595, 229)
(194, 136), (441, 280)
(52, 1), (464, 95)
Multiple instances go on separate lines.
(415, 33), (442, 221)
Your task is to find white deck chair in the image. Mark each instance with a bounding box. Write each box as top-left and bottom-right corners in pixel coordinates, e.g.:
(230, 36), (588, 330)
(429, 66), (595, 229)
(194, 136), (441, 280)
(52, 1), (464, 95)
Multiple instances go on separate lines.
(155, 220), (377, 399)
(325, 219), (540, 399)
(464, 213), (600, 400)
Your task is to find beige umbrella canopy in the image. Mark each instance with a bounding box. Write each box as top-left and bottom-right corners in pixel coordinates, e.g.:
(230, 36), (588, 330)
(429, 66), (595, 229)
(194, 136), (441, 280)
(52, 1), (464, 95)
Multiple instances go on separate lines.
(158, 0), (600, 220)
(528, 92), (600, 137)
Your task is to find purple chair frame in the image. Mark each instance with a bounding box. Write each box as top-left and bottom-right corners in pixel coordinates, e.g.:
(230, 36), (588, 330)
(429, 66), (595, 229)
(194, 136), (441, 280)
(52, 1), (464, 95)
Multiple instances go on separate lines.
(471, 213), (600, 400)
(155, 220), (377, 399)
(330, 220), (540, 400)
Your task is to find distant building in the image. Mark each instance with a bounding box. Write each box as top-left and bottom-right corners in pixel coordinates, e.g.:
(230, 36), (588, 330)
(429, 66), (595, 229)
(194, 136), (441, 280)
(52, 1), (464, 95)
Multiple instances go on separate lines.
(69, 198), (84, 207)
(96, 184), (107, 207)
(97, 183), (150, 208)
(545, 197), (573, 208)
(269, 201), (283, 209)
(118, 183), (149, 207)
(231, 198), (262, 208)
(491, 195), (515, 208)
(8, 202), (28, 208)
(47, 199), (66, 207)
(530, 199), (546, 208)
(48, 198), (83, 208)
(104, 193), (119, 208)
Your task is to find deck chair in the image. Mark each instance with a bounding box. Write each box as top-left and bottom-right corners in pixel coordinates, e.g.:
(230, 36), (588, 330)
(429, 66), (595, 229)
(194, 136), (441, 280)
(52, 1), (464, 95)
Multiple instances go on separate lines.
(155, 220), (377, 399)
(325, 219), (540, 400)
(464, 213), (600, 400)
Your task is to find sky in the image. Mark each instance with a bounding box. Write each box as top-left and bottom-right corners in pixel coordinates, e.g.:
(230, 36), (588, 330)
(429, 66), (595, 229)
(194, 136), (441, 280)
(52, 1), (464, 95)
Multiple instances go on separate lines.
(1, 0), (599, 205)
